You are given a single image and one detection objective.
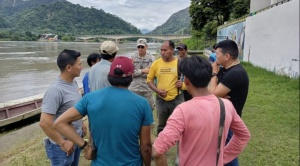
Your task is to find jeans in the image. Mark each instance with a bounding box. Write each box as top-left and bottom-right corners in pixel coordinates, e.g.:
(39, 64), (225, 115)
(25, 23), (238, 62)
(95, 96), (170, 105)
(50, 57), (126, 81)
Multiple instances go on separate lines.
(44, 138), (81, 166)
(224, 130), (239, 166)
(156, 93), (184, 135)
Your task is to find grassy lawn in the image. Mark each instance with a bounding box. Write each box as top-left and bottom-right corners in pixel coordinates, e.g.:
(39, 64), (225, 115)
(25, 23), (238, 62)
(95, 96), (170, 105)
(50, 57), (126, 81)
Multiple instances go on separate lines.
(239, 62), (299, 166)
(0, 62), (298, 165)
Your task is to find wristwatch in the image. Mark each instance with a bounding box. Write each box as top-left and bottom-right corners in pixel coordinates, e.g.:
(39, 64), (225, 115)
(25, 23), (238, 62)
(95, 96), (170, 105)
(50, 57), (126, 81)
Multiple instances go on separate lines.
(79, 141), (88, 150)
(211, 73), (218, 77)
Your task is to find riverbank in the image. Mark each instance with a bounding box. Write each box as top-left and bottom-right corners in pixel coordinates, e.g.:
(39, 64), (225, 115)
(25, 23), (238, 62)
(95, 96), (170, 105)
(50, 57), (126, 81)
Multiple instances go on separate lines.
(0, 122), (44, 164)
(0, 62), (298, 165)
(0, 111), (176, 166)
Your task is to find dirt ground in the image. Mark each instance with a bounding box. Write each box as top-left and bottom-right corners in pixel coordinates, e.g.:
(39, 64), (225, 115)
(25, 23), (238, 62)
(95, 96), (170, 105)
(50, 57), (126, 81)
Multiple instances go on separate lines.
(0, 122), (43, 159)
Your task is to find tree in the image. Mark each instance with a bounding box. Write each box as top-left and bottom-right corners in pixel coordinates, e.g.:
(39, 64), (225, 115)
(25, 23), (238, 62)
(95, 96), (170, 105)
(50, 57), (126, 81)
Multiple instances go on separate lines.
(189, 0), (250, 37)
(190, 0), (233, 31)
(231, 0), (250, 19)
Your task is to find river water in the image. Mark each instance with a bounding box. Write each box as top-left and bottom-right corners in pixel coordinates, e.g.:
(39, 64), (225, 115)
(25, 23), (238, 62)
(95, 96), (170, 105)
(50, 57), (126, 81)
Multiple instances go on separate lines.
(0, 41), (162, 103)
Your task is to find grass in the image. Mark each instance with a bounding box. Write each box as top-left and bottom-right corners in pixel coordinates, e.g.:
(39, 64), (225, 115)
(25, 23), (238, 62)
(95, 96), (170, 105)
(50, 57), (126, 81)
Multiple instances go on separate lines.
(0, 62), (298, 165)
(239, 62), (299, 166)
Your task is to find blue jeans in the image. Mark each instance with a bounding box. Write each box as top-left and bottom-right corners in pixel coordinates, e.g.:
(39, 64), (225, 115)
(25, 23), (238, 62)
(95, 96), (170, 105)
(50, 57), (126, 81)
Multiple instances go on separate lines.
(224, 130), (239, 166)
(44, 138), (81, 166)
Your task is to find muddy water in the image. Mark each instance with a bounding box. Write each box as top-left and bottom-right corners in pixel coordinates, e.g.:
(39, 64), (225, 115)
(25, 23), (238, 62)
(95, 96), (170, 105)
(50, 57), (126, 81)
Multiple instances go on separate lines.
(0, 41), (161, 103)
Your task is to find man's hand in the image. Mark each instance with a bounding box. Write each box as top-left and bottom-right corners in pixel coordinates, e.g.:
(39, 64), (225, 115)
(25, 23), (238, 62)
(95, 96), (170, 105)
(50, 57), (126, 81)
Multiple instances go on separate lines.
(211, 61), (219, 74)
(60, 140), (74, 156)
(83, 145), (93, 160)
(142, 66), (150, 74)
(175, 80), (183, 88)
(82, 123), (87, 138)
(157, 89), (167, 98)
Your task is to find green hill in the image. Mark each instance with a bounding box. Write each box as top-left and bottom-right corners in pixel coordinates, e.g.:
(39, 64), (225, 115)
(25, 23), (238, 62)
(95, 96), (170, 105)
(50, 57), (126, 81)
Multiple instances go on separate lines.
(0, 0), (141, 35)
(0, 0), (61, 15)
(150, 7), (191, 34)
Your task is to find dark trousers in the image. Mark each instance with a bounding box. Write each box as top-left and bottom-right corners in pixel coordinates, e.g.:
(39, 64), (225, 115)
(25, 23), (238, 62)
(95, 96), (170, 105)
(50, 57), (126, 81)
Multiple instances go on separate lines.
(183, 90), (192, 101)
(156, 93), (184, 135)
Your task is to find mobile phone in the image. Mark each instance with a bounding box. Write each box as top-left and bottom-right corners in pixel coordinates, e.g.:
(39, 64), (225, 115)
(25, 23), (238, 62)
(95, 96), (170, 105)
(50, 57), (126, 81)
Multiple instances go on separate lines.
(209, 56), (216, 63)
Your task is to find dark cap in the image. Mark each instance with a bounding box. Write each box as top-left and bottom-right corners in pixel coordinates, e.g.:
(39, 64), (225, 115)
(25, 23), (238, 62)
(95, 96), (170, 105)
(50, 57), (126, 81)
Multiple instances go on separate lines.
(176, 43), (187, 50)
(109, 56), (134, 77)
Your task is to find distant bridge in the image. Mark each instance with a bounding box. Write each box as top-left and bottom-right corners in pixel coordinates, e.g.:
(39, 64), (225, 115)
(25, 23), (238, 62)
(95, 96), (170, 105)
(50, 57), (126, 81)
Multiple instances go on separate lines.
(76, 34), (192, 42)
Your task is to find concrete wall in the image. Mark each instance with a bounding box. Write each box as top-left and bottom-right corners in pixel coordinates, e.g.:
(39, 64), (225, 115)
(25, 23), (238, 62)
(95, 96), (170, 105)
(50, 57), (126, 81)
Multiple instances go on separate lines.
(250, 0), (271, 13)
(250, 0), (285, 12)
(243, 0), (299, 78)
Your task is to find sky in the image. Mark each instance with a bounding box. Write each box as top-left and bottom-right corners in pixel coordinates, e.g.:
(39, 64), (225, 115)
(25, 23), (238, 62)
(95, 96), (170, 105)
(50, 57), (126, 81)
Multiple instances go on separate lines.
(66, 0), (190, 31)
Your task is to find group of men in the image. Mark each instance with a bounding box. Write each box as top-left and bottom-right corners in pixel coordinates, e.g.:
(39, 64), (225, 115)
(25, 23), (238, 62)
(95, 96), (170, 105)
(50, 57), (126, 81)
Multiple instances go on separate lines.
(39, 38), (251, 166)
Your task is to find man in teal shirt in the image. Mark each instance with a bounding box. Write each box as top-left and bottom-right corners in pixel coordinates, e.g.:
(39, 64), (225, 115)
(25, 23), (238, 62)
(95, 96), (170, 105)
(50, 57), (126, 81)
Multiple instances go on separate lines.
(54, 56), (153, 166)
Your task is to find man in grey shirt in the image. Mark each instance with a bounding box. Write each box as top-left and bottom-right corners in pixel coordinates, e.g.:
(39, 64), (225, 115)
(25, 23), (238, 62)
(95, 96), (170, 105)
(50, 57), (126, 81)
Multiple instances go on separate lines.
(39, 49), (87, 166)
(89, 41), (118, 92)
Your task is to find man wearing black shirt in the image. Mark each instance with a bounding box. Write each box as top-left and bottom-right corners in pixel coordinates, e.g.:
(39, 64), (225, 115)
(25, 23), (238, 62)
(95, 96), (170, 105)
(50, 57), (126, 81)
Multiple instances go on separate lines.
(209, 40), (249, 166)
(176, 43), (192, 101)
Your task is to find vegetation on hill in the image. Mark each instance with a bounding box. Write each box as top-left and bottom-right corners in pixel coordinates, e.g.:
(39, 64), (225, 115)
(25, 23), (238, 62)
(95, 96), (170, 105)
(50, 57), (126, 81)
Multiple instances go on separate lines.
(12, 1), (140, 35)
(190, 0), (250, 38)
(0, 0), (61, 15)
(0, 0), (141, 41)
(150, 7), (191, 35)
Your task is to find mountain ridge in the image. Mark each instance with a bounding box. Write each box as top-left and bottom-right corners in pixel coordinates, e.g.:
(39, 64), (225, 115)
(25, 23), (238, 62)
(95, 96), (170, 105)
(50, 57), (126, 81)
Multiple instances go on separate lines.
(149, 7), (191, 34)
(0, 0), (141, 35)
(0, 0), (190, 36)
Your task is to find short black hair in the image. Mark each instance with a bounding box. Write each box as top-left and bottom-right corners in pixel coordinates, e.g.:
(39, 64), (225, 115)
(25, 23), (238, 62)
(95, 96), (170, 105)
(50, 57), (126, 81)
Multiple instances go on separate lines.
(87, 53), (101, 67)
(57, 49), (81, 71)
(179, 55), (212, 88)
(165, 40), (175, 49)
(213, 44), (217, 49)
(107, 69), (132, 87)
(215, 40), (239, 59)
(101, 52), (117, 60)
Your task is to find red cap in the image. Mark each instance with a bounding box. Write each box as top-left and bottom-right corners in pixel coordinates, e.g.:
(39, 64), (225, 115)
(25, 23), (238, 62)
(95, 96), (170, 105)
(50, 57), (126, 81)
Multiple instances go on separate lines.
(109, 56), (134, 77)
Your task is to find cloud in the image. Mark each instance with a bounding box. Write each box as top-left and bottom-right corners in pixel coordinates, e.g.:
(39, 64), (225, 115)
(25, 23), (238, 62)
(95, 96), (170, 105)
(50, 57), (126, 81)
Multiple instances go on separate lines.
(66, 0), (190, 30)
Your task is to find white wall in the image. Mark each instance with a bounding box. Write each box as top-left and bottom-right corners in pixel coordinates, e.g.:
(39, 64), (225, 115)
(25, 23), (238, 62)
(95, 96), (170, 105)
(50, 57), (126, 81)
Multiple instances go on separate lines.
(250, 0), (286, 13)
(250, 0), (271, 13)
(244, 0), (299, 78)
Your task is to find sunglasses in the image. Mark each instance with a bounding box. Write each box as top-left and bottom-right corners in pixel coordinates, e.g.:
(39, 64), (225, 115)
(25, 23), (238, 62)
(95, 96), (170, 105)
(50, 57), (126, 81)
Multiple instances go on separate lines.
(137, 46), (145, 49)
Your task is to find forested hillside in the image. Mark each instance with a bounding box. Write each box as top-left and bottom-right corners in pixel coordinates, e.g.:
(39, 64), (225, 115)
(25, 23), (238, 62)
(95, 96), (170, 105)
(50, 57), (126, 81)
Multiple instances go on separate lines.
(0, 0), (141, 35)
(150, 7), (191, 34)
(0, 0), (61, 15)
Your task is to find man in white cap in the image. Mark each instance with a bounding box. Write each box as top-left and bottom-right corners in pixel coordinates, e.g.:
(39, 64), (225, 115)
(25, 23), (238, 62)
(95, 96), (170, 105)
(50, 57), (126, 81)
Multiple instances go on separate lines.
(129, 38), (156, 111)
(89, 40), (118, 92)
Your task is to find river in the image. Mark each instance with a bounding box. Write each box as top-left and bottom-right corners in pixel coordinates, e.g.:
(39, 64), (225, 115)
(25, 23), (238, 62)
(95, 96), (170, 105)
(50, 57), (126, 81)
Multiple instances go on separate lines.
(0, 41), (162, 103)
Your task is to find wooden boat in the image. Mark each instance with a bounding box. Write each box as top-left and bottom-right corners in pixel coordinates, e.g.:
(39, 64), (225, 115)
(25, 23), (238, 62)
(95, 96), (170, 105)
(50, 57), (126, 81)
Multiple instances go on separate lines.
(0, 94), (44, 127)
(0, 88), (84, 127)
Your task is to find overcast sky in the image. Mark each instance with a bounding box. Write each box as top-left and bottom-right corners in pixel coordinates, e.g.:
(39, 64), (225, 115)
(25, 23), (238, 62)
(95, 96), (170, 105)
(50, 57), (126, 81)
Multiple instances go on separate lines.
(66, 0), (190, 31)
